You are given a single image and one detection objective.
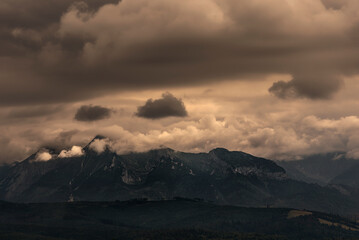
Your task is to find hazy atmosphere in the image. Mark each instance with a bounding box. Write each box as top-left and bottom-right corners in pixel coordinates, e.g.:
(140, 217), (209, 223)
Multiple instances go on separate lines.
(2, 0), (359, 163)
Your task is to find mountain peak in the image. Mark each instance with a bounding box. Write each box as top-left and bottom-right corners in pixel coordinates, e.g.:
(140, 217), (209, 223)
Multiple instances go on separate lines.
(209, 148), (230, 154)
(84, 135), (108, 150)
(93, 135), (107, 141)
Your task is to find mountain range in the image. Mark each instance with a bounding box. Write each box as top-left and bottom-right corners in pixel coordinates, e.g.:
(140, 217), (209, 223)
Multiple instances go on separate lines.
(276, 152), (359, 186)
(0, 136), (359, 215)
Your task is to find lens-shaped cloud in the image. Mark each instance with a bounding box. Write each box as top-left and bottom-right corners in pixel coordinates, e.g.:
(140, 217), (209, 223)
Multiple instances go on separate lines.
(75, 105), (111, 122)
(269, 74), (343, 99)
(136, 93), (188, 119)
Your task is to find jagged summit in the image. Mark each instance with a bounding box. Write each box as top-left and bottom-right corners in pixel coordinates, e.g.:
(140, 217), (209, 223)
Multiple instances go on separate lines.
(92, 134), (107, 141)
(85, 134), (108, 148)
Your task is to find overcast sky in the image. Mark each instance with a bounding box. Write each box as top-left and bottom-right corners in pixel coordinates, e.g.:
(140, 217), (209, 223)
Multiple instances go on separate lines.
(2, 0), (359, 163)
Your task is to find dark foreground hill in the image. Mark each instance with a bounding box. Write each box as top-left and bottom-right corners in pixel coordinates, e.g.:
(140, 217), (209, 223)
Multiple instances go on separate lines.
(1, 136), (358, 214)
(0, 199), (358, 240)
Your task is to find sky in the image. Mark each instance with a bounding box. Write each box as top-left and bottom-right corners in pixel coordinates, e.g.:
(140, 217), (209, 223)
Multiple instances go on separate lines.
(2, 0), (359, 163)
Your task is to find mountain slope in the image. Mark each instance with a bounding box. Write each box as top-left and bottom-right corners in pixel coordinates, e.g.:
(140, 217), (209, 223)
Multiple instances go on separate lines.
(0, 137), (358, 214)
(330, 163), (359, 188)
(276, 152), (357, 185)
(0, 164), (10, 180)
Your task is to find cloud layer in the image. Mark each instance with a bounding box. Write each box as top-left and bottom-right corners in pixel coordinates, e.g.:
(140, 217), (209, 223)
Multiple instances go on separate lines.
(136, 93), (188, 119)
(1, 0), (359, 105)
(81, 114), (359, 160)
(2, 0), (359, 164)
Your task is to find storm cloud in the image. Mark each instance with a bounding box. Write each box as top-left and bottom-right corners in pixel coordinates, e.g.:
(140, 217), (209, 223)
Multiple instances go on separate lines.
(1, 0), (359, 105)
(136, 93), (188, 119)
(3, 0), (359, 164)
(75, 105), (111, 122)
(269, 74), (343, 99)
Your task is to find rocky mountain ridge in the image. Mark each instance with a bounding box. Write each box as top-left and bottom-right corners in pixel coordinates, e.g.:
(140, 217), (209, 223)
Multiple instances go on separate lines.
(0, 136), (357, 214)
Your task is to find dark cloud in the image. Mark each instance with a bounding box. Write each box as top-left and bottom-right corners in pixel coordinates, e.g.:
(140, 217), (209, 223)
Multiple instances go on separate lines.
(0, 0), (117, 29)
(268, 80), (297, 99)
(74, 105), (112, 122)
(136, 93), (188, 119)
(269, 74), (343, 99)
(0, 0), (359, 105)
(320, 0), (347, 10)
(0, 0), (118, 57)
